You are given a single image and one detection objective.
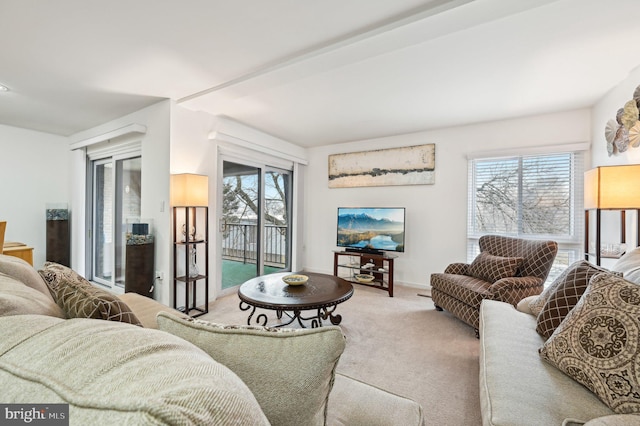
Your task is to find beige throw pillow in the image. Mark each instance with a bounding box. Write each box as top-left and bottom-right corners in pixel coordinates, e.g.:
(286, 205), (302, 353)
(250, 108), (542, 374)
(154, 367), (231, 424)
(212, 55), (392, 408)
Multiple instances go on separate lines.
(539, 273), (640, 414)
(39, 262), (142, 326)
(0, 273), (65, 318)
(157, 312), (346, 426)
(0, 254), (53, 300)
(612, 246), (640, 284)
(468, 252), (523, 283)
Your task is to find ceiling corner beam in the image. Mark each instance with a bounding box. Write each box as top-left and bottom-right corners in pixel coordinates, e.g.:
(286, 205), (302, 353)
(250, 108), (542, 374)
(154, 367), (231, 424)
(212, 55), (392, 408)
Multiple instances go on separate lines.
(69, 124), (147, 150)
(178, 0), (472, 104)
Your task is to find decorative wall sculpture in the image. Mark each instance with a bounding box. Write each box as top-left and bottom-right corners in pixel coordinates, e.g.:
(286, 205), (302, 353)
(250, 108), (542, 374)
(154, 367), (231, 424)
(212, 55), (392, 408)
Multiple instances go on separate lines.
(605, 84), (640, 156)
(328, 144), (435, 188)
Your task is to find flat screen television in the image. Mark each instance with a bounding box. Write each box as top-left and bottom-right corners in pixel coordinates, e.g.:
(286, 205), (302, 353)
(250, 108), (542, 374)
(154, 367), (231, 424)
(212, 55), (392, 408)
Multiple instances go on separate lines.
(337, 207), (405, 254)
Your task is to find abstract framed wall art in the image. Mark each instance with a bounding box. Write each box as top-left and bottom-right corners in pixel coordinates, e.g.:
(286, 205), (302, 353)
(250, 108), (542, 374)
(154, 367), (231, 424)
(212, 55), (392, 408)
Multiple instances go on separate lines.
(328, 143), (435, 188)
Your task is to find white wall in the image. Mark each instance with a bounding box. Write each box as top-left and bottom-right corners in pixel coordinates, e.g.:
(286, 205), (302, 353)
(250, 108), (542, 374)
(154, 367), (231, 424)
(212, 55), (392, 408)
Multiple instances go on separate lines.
(170, 105), (309, 305)
(64, 100), (307, 307)
(303, 109), (591, 288)
(591, 66), (640, 167)
(590, 66), (640, 256)
(69, 100), (172, 302)
(0, 125), (69, 267)
(169, 104), (220, 308)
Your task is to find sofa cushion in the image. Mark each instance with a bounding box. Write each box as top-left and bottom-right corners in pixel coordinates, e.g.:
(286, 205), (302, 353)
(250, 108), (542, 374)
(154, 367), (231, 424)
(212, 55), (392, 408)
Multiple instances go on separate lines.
(0, 314), (269, 425)
(157, 312), (346, 426)
(431, 273), (493, 309)
(0, 254), (53, 300)
(118, 292), (186, 329)
(479, 300), (614, 426)
(39, 262), (142, 326)
(583, 415), (640, 425)
(327, 373), (425, 426)
(563, 415), (640, 425)
(539, 273), (640, 414)
(468, 252), (523, 283)
(0, 272), (65, 318)
(535, 261), (610, 338)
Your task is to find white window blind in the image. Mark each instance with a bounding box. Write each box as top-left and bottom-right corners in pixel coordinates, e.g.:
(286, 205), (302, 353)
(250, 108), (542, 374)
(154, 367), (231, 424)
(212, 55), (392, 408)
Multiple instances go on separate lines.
(468, 151), (584, 282)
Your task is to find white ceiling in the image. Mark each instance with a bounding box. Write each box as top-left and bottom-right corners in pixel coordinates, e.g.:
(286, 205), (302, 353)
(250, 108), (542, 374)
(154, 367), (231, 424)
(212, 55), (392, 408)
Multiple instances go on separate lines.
(1, 0), (640, 147)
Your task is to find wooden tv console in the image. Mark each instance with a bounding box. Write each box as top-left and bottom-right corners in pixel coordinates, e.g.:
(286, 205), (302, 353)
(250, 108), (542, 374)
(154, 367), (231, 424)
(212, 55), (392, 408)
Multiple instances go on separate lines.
(333, 251), (396, 297)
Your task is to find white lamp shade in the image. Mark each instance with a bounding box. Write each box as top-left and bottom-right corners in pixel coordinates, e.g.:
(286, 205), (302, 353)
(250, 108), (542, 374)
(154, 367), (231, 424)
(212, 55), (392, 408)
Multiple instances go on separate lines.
(171, 174), (209, 206)
(584, 165), (640, 209)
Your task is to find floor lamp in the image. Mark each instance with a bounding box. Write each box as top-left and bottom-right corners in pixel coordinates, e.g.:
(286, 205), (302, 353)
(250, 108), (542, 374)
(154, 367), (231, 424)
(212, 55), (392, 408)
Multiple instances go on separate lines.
(584, 164), (640, 265)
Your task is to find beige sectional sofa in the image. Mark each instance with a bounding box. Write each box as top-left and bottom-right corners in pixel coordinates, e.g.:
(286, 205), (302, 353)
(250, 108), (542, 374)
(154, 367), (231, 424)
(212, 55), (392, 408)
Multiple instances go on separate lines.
(0, 254), (424, 425)
(479, 249), (640, 426)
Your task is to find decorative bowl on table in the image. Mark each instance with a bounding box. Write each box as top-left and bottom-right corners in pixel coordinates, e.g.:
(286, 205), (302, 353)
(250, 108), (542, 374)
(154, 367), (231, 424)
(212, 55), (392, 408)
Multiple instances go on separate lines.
(282, 274), (309, 285)
(355, 274), (375, 283)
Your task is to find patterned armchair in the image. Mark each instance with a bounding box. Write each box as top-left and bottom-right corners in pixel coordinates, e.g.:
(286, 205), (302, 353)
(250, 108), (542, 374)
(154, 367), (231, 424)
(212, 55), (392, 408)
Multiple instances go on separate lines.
(430, 235), (557, 336)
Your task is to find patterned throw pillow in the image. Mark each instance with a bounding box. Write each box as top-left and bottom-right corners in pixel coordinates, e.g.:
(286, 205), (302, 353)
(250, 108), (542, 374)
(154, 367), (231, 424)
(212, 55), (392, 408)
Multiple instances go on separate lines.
(539, 273), (640, 414)
(528, 263), (578, 316)
(157, 312), (346, 426)
(467, 251), (523, 283)
(535, 261), (610, 338)
(39, 262), (142, 326)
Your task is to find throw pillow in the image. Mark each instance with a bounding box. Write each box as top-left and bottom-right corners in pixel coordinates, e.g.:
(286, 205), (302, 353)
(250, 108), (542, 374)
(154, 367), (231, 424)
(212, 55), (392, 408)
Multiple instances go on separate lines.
(38, 262), (142, 326)
(539, 273), (640, 414)
(0, 314), (270, 425)
(535, 261), (610, 338)
(0, 272), (65, 318)
(467, 251), (523, 283)
(612, 246), (640, 285)
(0, 254), (53, 300)
(516, 295), (538, 315)
(157, 312), (346, 426)
(528, 262), (579, 317)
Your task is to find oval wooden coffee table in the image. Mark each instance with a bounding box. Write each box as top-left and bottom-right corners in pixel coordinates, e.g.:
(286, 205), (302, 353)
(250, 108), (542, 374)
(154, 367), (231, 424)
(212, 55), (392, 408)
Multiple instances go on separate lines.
(238, 271), (353, 328)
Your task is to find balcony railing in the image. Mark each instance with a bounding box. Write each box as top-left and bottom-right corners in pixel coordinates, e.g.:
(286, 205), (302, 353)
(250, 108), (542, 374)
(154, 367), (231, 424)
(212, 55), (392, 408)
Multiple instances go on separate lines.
(221, 223), (287, 268)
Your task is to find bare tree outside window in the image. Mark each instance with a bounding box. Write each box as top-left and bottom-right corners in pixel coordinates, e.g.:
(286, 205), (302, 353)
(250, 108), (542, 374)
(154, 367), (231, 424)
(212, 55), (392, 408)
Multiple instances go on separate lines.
(223, 172), (288, 228)
(222, 169), (291, 275)
(469, 152), (582, 283)
(473, 154), (572, 237)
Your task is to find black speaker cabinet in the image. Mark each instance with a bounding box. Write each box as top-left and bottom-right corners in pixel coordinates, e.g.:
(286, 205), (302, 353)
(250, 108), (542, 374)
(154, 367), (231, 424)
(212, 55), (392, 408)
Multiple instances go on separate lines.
(46, 219), (70, 266)
(125, 242), (155, 297)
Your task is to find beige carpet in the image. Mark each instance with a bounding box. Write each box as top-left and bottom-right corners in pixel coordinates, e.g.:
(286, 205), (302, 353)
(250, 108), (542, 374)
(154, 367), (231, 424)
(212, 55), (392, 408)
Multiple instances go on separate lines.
(201, 284), (481, 425)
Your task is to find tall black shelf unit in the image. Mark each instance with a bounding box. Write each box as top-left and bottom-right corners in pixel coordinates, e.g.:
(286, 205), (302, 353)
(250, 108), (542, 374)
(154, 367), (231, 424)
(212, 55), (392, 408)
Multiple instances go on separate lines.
(173, 206), (209, 317)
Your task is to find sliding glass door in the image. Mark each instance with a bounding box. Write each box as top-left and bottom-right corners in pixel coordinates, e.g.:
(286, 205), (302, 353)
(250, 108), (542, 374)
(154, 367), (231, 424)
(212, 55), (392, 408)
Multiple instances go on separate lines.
(220, 160), (292, 289)
(90, 155), (141, 289)
(263, 168), (292, 276)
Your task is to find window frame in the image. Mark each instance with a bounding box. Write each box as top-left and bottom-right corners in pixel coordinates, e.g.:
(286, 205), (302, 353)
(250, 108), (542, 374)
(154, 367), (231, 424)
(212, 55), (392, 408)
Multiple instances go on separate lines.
(467, 148), (585, 281)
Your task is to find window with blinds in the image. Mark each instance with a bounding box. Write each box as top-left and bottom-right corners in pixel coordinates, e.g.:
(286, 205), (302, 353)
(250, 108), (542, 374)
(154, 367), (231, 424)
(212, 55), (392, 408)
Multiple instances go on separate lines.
(468, 151), (584, 282)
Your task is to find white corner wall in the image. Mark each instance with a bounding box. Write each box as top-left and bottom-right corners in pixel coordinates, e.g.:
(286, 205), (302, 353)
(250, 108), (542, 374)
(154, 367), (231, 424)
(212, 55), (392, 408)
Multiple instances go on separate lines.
(169, 104), (221, 307)
(591, 66), (640, 166)
(0, 125), (70, 267)
(304, 109), (591, 288)
(170, 105), (309, 305)
(590, 67), (640, 254)
(69, 100), (171, 302)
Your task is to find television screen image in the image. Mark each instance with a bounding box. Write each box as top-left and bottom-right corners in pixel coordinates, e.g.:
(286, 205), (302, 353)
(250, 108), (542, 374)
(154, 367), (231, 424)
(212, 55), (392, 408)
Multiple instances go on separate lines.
(337, 207), (405, 253)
